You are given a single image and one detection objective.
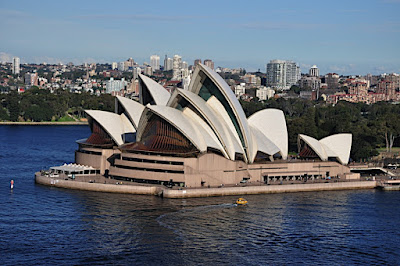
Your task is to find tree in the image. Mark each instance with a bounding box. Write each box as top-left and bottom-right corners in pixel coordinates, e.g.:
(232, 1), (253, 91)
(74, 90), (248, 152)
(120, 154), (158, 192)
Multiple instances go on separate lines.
(7, 92), (20, 121)
(289, 85), (301, 94)
(0, 107), (9, 120)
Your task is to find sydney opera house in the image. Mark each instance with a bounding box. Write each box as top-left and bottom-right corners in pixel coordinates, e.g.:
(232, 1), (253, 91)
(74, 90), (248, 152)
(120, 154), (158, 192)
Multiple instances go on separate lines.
(75, 64), (354, 188)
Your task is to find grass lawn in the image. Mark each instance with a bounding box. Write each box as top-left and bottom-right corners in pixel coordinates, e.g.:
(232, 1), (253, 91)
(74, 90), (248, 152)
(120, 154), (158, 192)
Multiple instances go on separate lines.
(377, 147), (400, 153)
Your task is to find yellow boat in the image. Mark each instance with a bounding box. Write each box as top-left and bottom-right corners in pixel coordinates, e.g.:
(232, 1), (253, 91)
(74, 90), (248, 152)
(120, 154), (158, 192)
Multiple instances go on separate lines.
(235, 197), (248, 205)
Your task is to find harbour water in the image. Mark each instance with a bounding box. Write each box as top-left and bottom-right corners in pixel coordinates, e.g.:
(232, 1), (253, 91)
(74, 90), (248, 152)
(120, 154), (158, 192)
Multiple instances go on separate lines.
(1, 125), (400, 265)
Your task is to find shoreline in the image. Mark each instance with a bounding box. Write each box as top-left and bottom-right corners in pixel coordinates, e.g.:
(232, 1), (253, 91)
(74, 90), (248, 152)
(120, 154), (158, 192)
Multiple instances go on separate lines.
(0, 121), (88, 125)
(35, 172), (378, 198)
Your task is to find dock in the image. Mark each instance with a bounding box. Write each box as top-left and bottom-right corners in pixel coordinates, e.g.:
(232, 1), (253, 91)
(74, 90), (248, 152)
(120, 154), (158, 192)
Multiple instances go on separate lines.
(376, 180), (400, 191)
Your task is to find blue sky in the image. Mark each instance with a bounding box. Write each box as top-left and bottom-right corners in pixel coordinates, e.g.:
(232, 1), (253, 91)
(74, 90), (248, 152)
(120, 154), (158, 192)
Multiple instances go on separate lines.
(1, 0), (399, 74)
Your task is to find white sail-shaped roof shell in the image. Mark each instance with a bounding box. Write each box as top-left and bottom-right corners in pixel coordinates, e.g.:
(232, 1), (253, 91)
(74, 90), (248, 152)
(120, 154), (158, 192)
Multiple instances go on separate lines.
(298, 134), (328, 161)
(181, 108), (226, 156)
(138, 105), (219, 153)
(167, 88), (243, 160)
(188, 63), (255, 163)
(250, 125), (281, 158)
(298, 134), (352, 165)
(206, 96), (246, 159)
(85, 110), (136, 146)
(138, 74), (170, 106)
(248, 109), (288, 159)
(116, 96), (145, 129)
(320, 134), (352, 165)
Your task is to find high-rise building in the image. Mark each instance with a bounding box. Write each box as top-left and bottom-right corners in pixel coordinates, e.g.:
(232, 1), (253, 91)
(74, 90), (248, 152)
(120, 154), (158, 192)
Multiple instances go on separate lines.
(111, 62), (118, 70)
(299, 76), (321, 91)
(266, 60), (300, 90)
(133, 67), (141, 80)
(125, 58), (135, 69)
(204, 59), (214, 70)
(377, 80), (395, 100)
(118, 62), (125, 71)
(325, 73), (340, 89)
(173, 55), (182, 70)
(12, 57), (20, 75)
(172, 55), (183, 80)
(163, 55), (167, 70)
(143, 66), (153, 76)
(309, 65), (319, 77)
(150, 55), (160, 71)
(164, 55), (173, 71)
(106, 77), (127, 93)
(384, 73), (400, 90)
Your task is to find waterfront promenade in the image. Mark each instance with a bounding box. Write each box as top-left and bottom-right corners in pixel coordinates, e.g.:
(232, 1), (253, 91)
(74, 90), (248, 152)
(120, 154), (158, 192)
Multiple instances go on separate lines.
(35, 171), (378, 198)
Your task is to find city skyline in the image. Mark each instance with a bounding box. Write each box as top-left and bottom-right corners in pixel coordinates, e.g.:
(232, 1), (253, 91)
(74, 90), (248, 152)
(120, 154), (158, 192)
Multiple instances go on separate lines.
(1, 0), (399, 75)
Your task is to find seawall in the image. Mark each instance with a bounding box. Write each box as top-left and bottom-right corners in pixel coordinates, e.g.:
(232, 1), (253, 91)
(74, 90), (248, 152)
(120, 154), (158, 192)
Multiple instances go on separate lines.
(35, 173), (161, 195)
(35, 173), (377, 198)
(162, 181), (378, 198)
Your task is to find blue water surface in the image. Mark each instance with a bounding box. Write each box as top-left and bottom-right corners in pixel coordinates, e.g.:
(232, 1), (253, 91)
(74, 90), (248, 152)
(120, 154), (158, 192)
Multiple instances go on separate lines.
(0, 125), (400, 265)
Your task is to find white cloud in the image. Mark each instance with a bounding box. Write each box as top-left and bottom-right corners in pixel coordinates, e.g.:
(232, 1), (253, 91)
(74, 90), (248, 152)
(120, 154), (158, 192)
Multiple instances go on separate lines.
(328, 64), (358, 74)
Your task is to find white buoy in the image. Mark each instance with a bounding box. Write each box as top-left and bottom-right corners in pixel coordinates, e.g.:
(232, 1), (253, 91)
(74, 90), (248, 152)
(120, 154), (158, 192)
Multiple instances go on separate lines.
(10, 179), (14, 189)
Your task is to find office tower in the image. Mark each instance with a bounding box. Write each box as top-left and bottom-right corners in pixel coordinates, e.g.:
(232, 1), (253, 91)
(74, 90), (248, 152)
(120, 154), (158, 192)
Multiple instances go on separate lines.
(309, 65), (320, 77)
(194, 59), (202, 66)
(12, 57), (20, 75)
(266, 60), (300, 90)
(150, 55), (160, 71)
(111, 62), (118, 70)
(203, 59), (214, 70)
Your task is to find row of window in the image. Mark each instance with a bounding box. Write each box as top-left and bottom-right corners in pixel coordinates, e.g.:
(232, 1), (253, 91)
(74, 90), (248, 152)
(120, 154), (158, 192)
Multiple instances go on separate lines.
(113, 164), (184, 174)
(110, 175), (185, 187)
(78, 149), (102, 156)
(121, 156), (184, 165)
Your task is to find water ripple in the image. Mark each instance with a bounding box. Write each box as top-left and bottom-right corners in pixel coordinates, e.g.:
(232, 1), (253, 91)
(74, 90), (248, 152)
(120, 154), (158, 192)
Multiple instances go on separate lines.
(1, 126), (400, 265)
